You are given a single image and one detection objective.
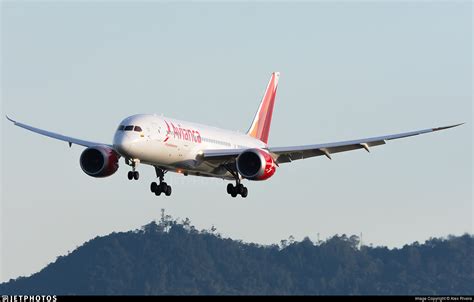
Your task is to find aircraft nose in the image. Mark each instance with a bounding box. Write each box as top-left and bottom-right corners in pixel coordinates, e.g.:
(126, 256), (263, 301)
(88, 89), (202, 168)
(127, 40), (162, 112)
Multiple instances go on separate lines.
(113, 132), (134, 157)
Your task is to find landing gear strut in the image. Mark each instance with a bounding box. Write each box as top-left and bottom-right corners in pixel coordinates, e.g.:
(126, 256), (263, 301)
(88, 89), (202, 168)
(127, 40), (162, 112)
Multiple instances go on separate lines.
(126, 159), (139, 180)
(150, 167), (172, 197)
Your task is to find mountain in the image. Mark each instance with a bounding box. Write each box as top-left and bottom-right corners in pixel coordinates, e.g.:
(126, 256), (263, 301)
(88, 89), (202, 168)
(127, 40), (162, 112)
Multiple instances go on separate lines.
(1, 216), (473, 295)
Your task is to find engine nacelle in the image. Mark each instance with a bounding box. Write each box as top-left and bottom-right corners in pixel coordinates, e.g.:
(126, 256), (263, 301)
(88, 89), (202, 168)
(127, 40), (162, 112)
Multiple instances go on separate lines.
(236, 149), (277, 181)
(80, 146), (119, 178)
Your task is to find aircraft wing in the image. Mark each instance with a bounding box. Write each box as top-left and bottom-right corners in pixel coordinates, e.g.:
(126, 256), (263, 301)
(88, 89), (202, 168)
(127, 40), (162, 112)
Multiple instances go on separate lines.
(6, 116), (111, 148)
(200, 123), (463, 164)
(268, 124), (463, 163)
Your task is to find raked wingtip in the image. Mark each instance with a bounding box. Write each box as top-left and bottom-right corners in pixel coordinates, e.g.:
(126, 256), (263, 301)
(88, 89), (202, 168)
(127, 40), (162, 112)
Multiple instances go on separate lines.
(432, 123), (465, 132)
(5, 115), (15, 123)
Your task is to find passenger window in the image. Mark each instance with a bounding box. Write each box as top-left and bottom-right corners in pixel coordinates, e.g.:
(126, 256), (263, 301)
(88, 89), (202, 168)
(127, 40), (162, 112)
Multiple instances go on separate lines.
(134, 126), (143, 132)
(117, 125), (125, 131)
(124, 125), (134, 131)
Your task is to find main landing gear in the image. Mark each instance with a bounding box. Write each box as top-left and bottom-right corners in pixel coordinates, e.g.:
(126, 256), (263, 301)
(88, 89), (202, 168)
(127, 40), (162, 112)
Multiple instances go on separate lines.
(227, 181), (248, 198)
(224, 165), (248, 198)
(126, 158), (139, 180)
(150, 167), (172, 197)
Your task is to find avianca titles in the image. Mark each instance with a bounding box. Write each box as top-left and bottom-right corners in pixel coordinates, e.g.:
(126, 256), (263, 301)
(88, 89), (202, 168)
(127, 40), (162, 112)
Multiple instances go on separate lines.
(7, 72), (463, 198)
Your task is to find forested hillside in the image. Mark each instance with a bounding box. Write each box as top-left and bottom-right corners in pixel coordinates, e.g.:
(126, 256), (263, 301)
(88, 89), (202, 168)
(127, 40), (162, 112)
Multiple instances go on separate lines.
(1, 215), (472, 295)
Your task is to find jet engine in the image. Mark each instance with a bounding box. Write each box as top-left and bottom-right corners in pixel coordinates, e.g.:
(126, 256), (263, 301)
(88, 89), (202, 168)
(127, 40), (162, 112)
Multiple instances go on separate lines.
(80, 146), (119, 178)
(236, 149), (277, 180)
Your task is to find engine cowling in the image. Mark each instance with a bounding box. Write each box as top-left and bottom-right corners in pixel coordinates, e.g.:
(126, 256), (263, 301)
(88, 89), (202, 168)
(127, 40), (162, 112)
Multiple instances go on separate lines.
(80, 146), (119, 178)
(236, 149), (277, 181)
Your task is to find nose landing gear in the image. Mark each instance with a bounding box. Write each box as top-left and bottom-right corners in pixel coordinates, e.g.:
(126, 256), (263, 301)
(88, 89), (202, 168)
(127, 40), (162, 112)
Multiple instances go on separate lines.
(126, 158), (140, 180)
(150, 167), (172, 197)
(127, 171), (139, 180)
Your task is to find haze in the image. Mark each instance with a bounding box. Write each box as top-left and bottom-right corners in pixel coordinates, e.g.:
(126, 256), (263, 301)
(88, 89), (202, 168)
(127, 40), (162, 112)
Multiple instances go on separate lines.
(1, 1), (472, 282)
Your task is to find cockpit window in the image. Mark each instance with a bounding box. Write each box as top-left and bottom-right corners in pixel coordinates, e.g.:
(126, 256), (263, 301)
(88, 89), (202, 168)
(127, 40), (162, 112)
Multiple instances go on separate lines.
(117, 125), (125, 131)
(134, 126), (143, 132)
(124, 125), (134, 131)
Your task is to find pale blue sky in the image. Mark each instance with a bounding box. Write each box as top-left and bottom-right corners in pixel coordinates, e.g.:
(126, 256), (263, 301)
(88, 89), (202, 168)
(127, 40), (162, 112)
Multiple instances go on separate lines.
(1, 1), (472, 282)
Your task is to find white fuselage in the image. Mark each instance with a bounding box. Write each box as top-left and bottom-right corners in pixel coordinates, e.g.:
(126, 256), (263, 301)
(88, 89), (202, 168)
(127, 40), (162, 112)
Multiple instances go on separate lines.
(112, 114), (266, 179)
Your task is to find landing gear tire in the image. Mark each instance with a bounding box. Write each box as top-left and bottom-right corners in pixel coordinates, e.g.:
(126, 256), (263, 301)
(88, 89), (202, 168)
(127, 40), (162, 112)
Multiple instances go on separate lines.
(152, 183), (172, 197)
(227, 183), (234, 194)
(165, 185), (172, 196)
(151, 167), (172, 197)
(241, 187), (248, 198)
(128, 171), (139, 180)
(237, 184), (244, 195)
(227, 183), (248, 198)
(160, 182), (168, 192)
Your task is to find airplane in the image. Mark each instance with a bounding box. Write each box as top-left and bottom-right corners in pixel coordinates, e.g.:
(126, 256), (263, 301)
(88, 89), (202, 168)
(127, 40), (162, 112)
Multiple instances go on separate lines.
(6, 72), (463, 198)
